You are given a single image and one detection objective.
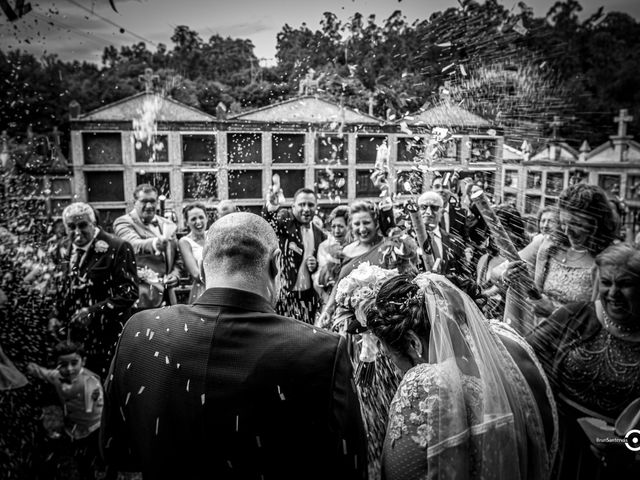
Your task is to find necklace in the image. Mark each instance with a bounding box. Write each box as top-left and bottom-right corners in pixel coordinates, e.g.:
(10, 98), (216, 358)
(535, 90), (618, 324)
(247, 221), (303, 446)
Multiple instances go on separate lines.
(602, 308), (640, 337)
(561, 247), (589, 264)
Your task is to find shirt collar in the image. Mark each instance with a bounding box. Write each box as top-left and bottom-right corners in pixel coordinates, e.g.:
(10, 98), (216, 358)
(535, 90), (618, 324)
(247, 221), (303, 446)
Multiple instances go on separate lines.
(194, 287), (275, 314)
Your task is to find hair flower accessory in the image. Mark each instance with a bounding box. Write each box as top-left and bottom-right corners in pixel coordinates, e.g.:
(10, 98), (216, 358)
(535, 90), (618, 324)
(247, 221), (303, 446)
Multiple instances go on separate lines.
(94, 240), (109, 253)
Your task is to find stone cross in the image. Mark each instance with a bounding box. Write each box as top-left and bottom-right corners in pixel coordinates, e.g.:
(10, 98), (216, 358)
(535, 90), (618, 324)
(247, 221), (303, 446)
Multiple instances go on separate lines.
(138, 68), (159, 93)
(614, 109), (633, 137)
(550, 116), (563, 139)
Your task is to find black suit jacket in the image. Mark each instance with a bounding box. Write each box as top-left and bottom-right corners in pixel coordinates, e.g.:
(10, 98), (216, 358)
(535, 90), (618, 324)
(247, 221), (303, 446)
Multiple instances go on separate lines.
(441, 202), (468, 247)
(421, 229), (466, 277)
(101, 288), (367, 480)
(262, 207), (326, 291)
(54, 229), (138, 377)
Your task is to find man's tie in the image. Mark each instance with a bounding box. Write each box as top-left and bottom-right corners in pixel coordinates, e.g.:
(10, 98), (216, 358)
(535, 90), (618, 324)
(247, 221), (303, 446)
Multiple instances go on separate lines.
(429, 233), (441, 261)
(69, 247), (84, 274)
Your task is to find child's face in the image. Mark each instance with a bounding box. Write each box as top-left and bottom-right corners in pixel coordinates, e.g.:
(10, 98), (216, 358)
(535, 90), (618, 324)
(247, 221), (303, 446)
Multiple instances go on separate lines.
(57, 353), (84, 381)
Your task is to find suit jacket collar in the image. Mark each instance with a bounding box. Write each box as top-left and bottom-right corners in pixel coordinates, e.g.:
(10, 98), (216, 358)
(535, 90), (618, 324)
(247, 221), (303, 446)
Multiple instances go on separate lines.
(194, 287), (275, 314)
(64, 229), (111, 273)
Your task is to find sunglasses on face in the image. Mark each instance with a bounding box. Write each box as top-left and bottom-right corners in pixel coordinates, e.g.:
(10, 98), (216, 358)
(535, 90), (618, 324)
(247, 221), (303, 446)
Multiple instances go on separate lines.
(419, 204), (441, 213)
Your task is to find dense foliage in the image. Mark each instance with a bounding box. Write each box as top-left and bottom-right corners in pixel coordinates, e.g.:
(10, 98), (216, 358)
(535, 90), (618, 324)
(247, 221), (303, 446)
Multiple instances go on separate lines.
(1, 0), (639, 149)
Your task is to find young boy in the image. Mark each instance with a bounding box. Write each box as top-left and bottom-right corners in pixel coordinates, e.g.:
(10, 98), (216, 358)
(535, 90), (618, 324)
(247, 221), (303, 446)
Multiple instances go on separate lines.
(27, 340), (104, 479)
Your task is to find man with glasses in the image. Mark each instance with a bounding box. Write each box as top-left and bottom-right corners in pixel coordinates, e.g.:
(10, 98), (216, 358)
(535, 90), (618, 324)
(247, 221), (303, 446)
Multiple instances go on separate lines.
(114, 184), (181, 309)
(417, 190), (466, 276)
(431, 172), (468, 248)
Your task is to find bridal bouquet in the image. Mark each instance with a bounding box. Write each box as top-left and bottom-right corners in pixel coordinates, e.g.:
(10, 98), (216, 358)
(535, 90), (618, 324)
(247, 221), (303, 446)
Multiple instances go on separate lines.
(335, 263), (398, 319)
(334, 263), (398, 383)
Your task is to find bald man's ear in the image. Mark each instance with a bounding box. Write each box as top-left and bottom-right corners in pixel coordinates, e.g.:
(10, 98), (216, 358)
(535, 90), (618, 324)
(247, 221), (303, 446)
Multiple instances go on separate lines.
(269, 248), (281, 279)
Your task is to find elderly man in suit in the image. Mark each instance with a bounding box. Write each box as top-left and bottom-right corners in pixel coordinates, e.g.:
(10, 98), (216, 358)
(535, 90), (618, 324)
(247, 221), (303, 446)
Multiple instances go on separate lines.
(417, 190), (468, 277)
(101, 212), (367, 480)
(263, 187), (326, 324)
(51, 202), (138, 379)
(113, 184), (180, 309)
(431, 173), (468, 248)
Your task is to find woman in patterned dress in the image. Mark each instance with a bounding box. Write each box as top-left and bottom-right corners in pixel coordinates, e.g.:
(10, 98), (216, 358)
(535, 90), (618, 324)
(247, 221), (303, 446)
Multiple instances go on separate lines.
(527, 243), (640, 479)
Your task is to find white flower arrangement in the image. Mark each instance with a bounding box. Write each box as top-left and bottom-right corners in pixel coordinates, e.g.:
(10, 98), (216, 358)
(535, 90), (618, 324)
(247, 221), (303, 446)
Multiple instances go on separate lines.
(94, 240), (109, 253)
(335, 262), (398, 326)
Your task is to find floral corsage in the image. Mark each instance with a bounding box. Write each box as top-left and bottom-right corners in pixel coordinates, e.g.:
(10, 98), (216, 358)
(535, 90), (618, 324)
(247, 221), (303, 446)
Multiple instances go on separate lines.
(94, 240), (109, 253)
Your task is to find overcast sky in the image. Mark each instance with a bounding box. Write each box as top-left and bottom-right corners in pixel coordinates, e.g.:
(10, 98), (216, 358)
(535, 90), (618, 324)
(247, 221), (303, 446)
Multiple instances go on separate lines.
(0, 0), (638, 66)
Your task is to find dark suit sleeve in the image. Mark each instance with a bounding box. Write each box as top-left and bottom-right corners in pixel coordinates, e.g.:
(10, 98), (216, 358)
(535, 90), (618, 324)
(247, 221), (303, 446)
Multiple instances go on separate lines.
(261, 205), (292, 238)
(328, 335), (368, 479)
(88, 241), (138, 320)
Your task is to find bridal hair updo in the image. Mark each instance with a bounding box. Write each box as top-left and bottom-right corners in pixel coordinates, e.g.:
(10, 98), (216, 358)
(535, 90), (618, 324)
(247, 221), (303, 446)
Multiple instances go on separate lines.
(369, 274), (429, 354)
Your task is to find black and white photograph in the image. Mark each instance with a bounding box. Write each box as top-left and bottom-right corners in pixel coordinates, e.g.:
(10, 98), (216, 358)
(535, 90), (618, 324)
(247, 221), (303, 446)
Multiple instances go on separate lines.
(1, 0), (640, 479)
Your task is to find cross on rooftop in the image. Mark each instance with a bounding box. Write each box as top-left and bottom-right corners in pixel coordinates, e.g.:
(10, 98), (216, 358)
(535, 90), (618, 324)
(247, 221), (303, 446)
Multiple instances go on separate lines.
(614, 109), (633, 137)
(550, 116), (563, 139)
(139, 68), (159, 93)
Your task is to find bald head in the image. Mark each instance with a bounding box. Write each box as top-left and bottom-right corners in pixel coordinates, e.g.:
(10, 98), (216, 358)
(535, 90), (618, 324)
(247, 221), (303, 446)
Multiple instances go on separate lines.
(203, 212), (279, 284)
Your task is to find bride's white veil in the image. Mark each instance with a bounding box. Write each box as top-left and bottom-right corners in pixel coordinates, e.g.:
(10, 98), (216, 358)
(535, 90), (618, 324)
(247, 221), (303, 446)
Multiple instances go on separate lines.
(412, 273), (550, 480)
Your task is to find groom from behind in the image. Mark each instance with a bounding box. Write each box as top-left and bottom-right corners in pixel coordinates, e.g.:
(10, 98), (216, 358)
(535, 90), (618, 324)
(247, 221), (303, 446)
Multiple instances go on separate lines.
(102, 212), (367, 480)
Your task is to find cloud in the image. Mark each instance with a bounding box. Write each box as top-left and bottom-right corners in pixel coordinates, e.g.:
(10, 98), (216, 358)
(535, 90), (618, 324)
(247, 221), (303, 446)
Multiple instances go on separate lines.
(219, 20), (273, 37)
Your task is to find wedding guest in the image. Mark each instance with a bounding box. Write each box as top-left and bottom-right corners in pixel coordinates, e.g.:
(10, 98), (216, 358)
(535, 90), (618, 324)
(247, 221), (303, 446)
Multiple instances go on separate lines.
(114, 184), (181, 309)
(417, 191), (467, 276)
(178, 202), (207, 304)
(27, 340), (105, 480)
(312, 205), (350, 303)
(263, 187), (326, 324)
(50, 202), (138, 379)
(370, 273), (557, 480)
(431, 173), (468, 247)
(318, 200), (417, 325)
(527, 243), (640, 480)
(102, 212), (367, 480)
(498, 184), (618, 334)
(535, 206), (559, 241)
